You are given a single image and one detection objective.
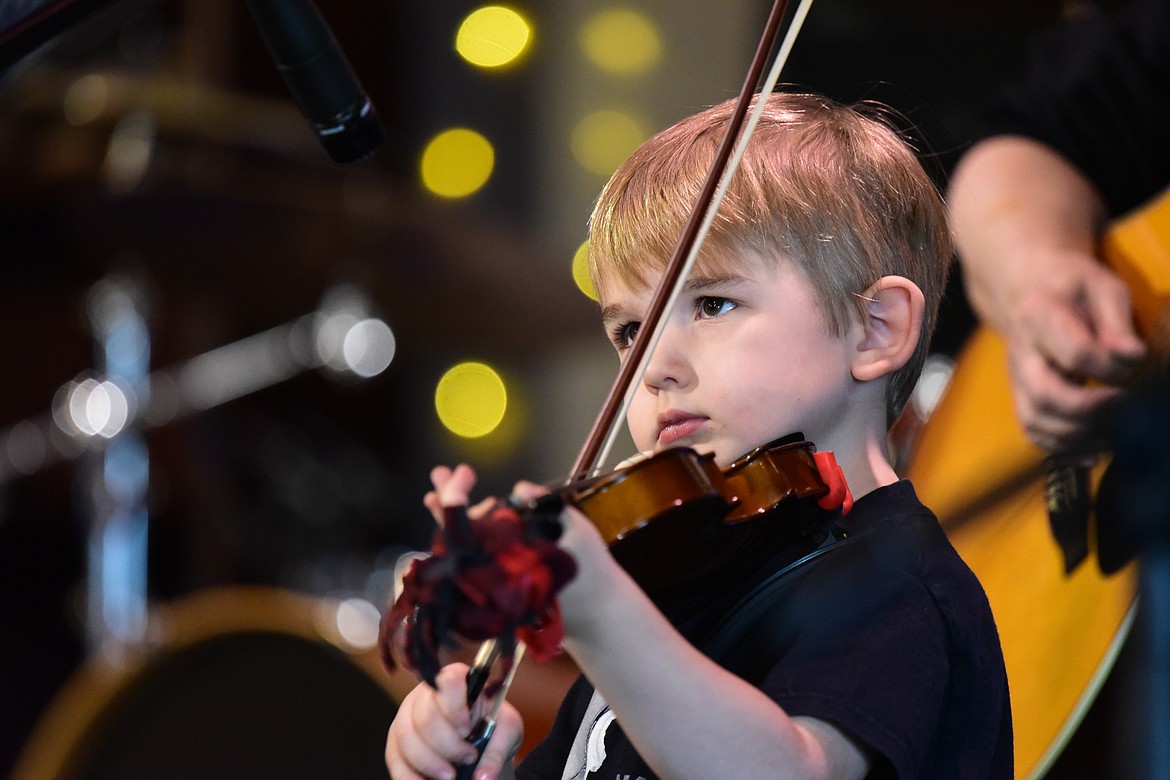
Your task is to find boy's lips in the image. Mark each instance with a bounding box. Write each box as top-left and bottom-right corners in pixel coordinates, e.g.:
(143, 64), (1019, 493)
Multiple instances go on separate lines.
(656, 411), (708, 447)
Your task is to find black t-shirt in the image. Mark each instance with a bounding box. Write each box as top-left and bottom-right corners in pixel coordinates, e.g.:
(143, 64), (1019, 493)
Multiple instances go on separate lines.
(984, 0), (1170, 217)
(515, 480), (1013, 780)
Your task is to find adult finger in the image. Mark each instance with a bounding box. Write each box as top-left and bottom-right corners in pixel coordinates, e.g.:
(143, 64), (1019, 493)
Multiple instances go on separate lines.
(1009, 345), (1118, 451)
(1022, 269), (1143, 386)
(1080, 268), (1146, 382)
(1022, 290), (1101, 382)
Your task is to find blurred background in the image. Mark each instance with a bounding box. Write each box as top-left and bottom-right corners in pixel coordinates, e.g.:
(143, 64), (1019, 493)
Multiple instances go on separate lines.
(0, 0), (1086, 777)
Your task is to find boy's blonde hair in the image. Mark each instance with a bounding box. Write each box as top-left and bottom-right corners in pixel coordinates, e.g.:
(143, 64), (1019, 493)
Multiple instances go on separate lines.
(588, 91), (952, 425)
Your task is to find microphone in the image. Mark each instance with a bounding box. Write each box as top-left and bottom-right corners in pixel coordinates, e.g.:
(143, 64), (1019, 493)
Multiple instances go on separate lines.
(244, 0), (384, 164)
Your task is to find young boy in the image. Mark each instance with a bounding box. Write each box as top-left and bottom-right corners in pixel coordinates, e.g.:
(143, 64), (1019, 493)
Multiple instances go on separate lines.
(385, 92), (1012, 780)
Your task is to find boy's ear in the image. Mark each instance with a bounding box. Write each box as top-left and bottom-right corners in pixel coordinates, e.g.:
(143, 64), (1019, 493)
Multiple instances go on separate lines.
(851, 275), (925, 382)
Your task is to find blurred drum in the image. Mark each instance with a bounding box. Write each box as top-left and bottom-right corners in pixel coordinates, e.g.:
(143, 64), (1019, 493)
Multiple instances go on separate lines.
(10, 586), (412, 780)
(12, 585), (578, 780)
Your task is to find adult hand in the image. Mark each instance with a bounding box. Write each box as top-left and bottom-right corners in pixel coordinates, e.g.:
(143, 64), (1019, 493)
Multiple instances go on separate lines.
(949, 136), (1147, 452)
(996, 245), (1144, 451)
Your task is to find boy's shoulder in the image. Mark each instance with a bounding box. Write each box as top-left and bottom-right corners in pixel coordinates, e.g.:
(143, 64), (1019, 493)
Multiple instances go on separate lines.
(841, 478), (932, 528)
(705, 478), (1005, 686)
(703, 478), (985, 658)
(709, 479), (1012, 778)
(834, 479), (987, 600)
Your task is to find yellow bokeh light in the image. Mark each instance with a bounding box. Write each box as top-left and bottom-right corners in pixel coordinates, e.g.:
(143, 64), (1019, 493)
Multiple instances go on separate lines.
(570, 109), (646, 177)
(435, 362), (508, 438)
(571, 240), (597, 301)
(456, 5), (532, 68)
(579, 8), (662, 75)
(420, 128), (495, 198)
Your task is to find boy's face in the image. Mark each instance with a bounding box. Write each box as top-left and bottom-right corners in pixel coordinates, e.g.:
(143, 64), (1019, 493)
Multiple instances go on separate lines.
(599, 253), (856, 469)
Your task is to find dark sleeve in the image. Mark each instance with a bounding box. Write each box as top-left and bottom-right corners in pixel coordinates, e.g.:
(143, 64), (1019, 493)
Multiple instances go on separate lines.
(758, 551), (950, 779)
(743, 498), (1011, 779)
(984, 0), (1170, 215)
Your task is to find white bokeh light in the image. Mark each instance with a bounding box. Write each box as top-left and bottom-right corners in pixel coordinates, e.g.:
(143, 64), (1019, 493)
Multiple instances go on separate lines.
(341, 318), (396, 378)
(65, 378), (132, 438)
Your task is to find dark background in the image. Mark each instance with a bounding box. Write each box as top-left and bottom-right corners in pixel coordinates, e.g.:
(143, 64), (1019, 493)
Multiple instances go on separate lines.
(0, 0), (1104, 776)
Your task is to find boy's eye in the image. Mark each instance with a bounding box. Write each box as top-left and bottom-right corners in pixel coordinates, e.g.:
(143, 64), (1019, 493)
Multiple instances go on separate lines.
(612, 321), (641, 348)
(698, 297), (736, 318)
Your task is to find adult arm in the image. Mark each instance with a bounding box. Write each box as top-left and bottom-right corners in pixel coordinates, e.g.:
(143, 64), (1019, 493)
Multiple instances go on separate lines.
(947, 135), (1146, 451)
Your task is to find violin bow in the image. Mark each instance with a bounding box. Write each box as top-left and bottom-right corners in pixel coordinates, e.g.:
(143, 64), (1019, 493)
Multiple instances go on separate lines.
(571, 0), (816, 481)
(454, 0), (819, 768)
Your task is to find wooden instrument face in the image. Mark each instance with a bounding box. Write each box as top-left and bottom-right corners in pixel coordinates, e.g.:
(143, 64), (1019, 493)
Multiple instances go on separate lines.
(572, 439), (828, 597)
(904, 187), (1170, 779)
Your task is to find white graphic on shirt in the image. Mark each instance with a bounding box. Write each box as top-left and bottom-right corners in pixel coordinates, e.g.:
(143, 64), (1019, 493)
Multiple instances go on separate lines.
(584, 709), (617, 775)
(561, 690), (651, 780)
(562, 690), (612, 780)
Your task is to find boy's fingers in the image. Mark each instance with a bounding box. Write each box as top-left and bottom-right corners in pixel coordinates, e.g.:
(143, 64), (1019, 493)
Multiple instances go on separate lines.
(423, 490), (444, 524)
(468, 496), (499, 521)
(510, 479), (548, 504)
(424, 465), (486, 525)
(424, 465), (455, 524)
(386, 732), (448, 780)
(403, 669), (480, 769)
(433, 664), (475, 735)
(387, 681), (462, 780)
(429, 465), (454, 489)
(424, 493), (496, 525)
(434, 464), (478, 508)
(472, 706), (524, 780)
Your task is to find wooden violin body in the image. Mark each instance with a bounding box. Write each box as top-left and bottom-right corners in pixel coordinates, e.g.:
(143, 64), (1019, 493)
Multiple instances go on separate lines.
(566, 434), (829, 594)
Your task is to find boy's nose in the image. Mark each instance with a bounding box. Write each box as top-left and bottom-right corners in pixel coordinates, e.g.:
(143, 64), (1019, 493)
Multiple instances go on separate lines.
(641, 325), (692, 391)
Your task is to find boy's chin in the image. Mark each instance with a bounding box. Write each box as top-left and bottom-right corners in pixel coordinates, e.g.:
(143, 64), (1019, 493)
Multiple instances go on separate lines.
(680, 442), (732, 469)
(629, 437), (733, 468)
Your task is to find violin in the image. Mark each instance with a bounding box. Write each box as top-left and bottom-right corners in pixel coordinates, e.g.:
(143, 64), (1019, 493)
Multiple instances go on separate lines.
(381, 431), (843, 777)
(564, 433), (837, 594)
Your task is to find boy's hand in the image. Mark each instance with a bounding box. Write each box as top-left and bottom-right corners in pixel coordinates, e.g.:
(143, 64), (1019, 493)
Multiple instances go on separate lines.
(425, 464), (496, 523)
(510, 479), (624, 641)
(385, 662), (523, 780)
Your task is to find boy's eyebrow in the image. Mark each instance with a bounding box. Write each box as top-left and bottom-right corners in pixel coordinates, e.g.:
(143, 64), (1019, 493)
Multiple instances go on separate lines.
(600, 303), (629, 329)
(686, 274), (750, 290)
(599, 274), (750, 326)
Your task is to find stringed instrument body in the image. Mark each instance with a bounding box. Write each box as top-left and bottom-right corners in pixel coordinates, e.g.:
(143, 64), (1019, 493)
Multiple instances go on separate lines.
(904, 186), (1170, 779)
